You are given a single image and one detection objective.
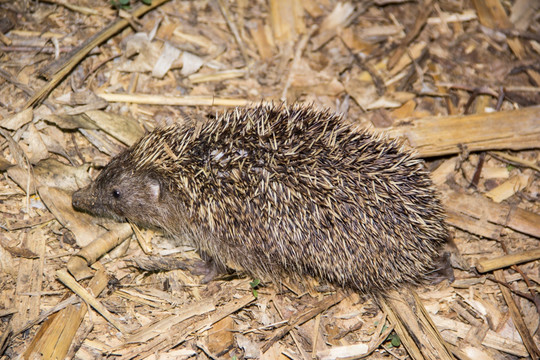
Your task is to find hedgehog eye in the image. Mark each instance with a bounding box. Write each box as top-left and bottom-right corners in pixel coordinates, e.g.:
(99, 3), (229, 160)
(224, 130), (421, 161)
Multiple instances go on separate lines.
(112, 189), (121, 199)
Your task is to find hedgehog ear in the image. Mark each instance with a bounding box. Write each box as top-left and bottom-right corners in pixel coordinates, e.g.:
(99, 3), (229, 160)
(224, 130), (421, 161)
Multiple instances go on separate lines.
(147, 179), (161, 201)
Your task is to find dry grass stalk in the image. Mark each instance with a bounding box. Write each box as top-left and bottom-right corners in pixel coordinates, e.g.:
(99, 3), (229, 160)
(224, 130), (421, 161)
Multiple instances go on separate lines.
(216, 0), (248, 64)
(97, 93), (252, 106)
(3, 213), (54, 231)
(387, 0), (433, 70)
(494, 270), (540, 359)
(262, 293), (345, 353)
(188, 68), (247, 83)
(23, 0), (172, 109)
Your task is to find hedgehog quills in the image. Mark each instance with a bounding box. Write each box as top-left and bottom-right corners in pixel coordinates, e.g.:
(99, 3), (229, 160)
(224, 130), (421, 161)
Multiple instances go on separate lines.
(72, 104), (448, 294)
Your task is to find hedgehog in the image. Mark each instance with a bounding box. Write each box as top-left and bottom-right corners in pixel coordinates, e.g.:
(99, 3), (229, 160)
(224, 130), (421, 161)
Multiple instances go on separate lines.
(72, 104), (448, 294)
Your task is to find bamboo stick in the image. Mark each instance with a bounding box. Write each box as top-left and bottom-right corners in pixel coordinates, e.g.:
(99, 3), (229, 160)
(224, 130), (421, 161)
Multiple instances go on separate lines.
(376, 106), (540, 157)
(477, 248), (540, 273)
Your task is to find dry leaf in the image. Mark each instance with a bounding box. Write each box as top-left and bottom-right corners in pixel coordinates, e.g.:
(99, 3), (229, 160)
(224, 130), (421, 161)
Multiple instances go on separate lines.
(0, 242), (38, 259)
(180, 51), (204, 76)
(119, 33), (161, 73)
(0, 108), (33, 130)
(152, 42), (181, 78)
(38, 186), (107, 247)
(84, 110), (145, 146)
(485, 173), (531, 203)
(21, 124), (48, 164)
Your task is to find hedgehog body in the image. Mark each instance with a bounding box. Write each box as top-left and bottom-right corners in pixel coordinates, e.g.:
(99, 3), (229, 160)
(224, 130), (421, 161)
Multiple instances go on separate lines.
(72, 105), (448, 294)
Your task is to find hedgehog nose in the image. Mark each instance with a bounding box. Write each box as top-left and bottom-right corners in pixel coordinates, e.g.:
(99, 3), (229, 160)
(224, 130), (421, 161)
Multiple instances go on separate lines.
(72, 189), (90, 210)
(72, 192), (81, 209)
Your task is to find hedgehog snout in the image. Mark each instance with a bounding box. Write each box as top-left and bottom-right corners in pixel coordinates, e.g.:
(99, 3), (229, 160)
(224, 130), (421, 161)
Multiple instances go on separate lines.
(72, 187), (96, 212)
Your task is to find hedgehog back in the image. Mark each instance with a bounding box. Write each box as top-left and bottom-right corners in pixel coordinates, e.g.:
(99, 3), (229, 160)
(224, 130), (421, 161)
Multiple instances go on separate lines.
(120, 105), (447, 293)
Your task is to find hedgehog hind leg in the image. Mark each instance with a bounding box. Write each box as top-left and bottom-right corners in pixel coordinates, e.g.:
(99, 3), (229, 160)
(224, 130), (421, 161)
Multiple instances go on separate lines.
(188, 253), (230, 283)
(423, 251), (455, 285)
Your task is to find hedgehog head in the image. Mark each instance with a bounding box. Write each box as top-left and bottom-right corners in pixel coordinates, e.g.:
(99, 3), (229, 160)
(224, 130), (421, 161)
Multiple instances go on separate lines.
(72, 151), (170, 229)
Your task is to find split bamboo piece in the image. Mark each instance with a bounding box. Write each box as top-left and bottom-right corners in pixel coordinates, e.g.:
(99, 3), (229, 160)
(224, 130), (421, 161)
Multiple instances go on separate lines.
(485, 173), (531, 203)
(443, 189), (540, 240)
(23, 265), (108, 359)
(477, 248), (540, 273)
(269, 0), (305, 43)
(431, 314), (528, 357)
(377, 106), (540, 157)
(115, 293), (255, 358)
(472, 0), (512, 29)
(377, 288), (455, 360)
(11, 229), (46, 332)
(126, 299), (215, 344)
(67, 223), (132, 280)
(56, 269), (128, 334)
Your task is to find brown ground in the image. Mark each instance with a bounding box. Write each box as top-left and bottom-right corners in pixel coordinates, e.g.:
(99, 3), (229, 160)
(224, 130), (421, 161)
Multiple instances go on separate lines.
(0, 0), (539, 359)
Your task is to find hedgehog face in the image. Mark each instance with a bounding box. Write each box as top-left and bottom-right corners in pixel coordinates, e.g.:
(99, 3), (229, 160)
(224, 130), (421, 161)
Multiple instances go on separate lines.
(72, 157), (166, 229)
